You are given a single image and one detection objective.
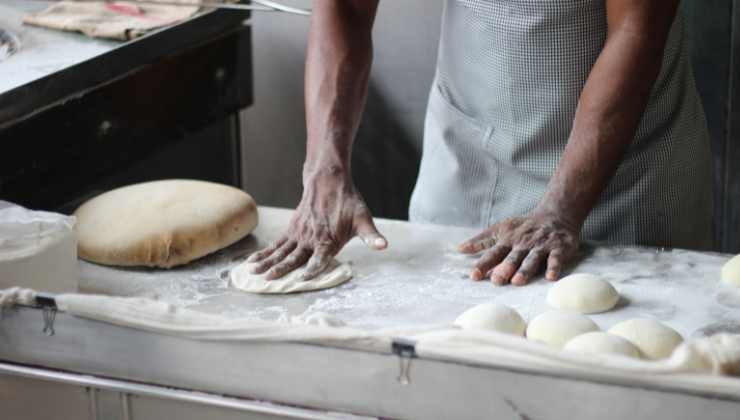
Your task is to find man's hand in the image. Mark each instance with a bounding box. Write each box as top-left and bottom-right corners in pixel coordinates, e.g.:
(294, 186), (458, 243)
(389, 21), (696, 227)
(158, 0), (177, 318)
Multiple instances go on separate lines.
(459, 212), (579, 286)
(248, 1), (382, 281)
(247, 172), (386, 280)
(457, 0), (679, 287)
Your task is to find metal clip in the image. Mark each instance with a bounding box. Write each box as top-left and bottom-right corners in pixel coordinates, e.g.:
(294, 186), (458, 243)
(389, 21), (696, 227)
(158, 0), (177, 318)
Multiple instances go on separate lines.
(36, 294), (58, 337)
(42, 306), (56, 336)
(392, 338), (417, 386)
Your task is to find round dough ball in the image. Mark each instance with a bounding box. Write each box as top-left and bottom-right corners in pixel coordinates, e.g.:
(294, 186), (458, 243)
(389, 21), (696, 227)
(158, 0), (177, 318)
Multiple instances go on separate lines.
(721, 254), (740, 287)
(454, 303), (526, 336)
(75, 180), (258, 268)
(564, 332), (641, 359)
(526, 311), (600, 349)
(608, 318), (683, 360)
(547, 273), (619, 314)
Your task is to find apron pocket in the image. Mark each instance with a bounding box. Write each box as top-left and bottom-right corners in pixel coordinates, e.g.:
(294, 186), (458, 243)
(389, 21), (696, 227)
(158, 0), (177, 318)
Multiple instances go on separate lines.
(409, 83), (495, 227)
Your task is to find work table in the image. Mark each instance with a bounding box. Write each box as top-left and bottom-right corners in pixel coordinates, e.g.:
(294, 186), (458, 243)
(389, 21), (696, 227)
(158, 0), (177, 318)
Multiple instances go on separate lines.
(80, 206), (740, 337)
(3, 206), (740, 420)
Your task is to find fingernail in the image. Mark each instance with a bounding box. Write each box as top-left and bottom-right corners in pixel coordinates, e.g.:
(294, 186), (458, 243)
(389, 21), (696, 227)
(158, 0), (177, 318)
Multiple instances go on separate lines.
(471, 269), (483, 281)
(374, 237), (387, 248)
(512, 274), (525, 286)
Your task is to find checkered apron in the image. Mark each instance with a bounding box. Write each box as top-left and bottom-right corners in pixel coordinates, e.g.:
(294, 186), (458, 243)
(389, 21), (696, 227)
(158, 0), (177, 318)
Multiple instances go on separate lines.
(409, 0), (713, 249)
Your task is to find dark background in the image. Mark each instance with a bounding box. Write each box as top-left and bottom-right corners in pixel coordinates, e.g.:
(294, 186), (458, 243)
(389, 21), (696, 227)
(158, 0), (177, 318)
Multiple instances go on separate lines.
(683, 0), (740, 252)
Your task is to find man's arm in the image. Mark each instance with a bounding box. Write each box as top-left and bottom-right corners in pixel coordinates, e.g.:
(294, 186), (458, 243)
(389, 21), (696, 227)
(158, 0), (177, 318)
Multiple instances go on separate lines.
(460, 0), (681, 285)
(304, 0), (377, 176)
(539, 0), (680, 230)
(248, 0), (385, 280)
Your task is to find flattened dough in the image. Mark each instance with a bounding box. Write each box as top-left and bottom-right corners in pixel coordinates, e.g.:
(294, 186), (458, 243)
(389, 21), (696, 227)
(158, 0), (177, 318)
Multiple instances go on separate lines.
(231, 260), (352, 294)
(74, 180), (258, 268)
(721, 254), (740, 287)
(609, 318), (683, 360)
(454, 303), (526, 336)
(526, 311), (599, 349)
(564, 331), (641, 359)
(547, 273), (619, 314)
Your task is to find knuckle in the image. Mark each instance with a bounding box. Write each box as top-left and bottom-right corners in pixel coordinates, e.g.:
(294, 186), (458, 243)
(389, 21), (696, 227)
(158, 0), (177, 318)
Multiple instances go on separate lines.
(475, 258), (493, 270)
(482, 249), (498, 260)
(529, 246), (546, 255)
(261, 247), (275, 256)
(507, 250), (525, 262)
(305, 261), (321, 272)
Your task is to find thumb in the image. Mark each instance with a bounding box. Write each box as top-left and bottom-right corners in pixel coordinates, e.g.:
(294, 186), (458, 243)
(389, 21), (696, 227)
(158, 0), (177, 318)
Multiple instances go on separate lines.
(355, 213), (388, 250)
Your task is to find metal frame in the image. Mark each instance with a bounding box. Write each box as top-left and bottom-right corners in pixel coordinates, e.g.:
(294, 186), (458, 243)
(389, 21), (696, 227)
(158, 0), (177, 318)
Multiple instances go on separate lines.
(3, 304), (740, 419)
(0, 362), (359, 420)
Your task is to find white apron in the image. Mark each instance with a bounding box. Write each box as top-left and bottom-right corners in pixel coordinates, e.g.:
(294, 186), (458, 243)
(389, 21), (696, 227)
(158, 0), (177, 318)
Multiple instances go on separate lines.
(409, 0), (713, 249)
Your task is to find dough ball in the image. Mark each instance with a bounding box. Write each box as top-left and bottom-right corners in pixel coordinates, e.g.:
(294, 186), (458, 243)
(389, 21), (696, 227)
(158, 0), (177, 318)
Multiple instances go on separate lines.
(546, 273), (619, 314)
(564, 332), (641, 359)
(231, 260), (352, 294)
(454, 303), (526, 336)
(721, 254), (740, 287)
(608, 318), (683, 360)
(526, 311), (600, 349)
(75, 180), (258, 268)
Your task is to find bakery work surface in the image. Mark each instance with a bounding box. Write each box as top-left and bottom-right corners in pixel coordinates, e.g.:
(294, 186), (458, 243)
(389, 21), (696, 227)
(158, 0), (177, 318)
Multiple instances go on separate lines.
(80, 207), (738, 335)
(2, 207), (740, 419)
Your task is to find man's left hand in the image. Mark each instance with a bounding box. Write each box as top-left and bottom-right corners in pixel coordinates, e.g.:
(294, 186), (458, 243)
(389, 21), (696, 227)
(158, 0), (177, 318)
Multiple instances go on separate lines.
(458, 212), (580, 286)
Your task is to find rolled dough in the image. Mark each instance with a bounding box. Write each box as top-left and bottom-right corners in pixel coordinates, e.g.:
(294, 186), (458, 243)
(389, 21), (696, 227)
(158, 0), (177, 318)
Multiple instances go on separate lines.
(74, 180), (257, 268)
(721, 254), (740, 287)
(454, 303), (526, 336)
(546, 273), (619, 314)
(564, 331), (642, 359)
(526, 310), (599, 349)
(609, 318), (683, 360)
(230, 260), (352, 294)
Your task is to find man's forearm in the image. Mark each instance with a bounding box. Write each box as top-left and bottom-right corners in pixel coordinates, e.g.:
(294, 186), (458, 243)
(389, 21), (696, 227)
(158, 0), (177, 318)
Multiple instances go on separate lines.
(303, 0), (379, 180)
(537, 1), (679, 228)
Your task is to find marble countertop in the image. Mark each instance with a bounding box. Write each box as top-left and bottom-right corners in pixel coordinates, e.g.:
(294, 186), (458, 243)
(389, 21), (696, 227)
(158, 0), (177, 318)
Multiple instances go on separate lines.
(80, 207), (740, 337)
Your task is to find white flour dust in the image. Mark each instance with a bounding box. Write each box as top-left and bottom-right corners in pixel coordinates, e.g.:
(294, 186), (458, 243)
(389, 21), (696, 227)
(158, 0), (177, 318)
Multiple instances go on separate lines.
(79, 210), (740, 335)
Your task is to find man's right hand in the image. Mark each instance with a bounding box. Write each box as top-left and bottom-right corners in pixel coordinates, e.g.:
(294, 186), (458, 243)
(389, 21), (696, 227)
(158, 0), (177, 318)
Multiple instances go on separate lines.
(249, 1), (383, 281)
(247, 168), (387, 280)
